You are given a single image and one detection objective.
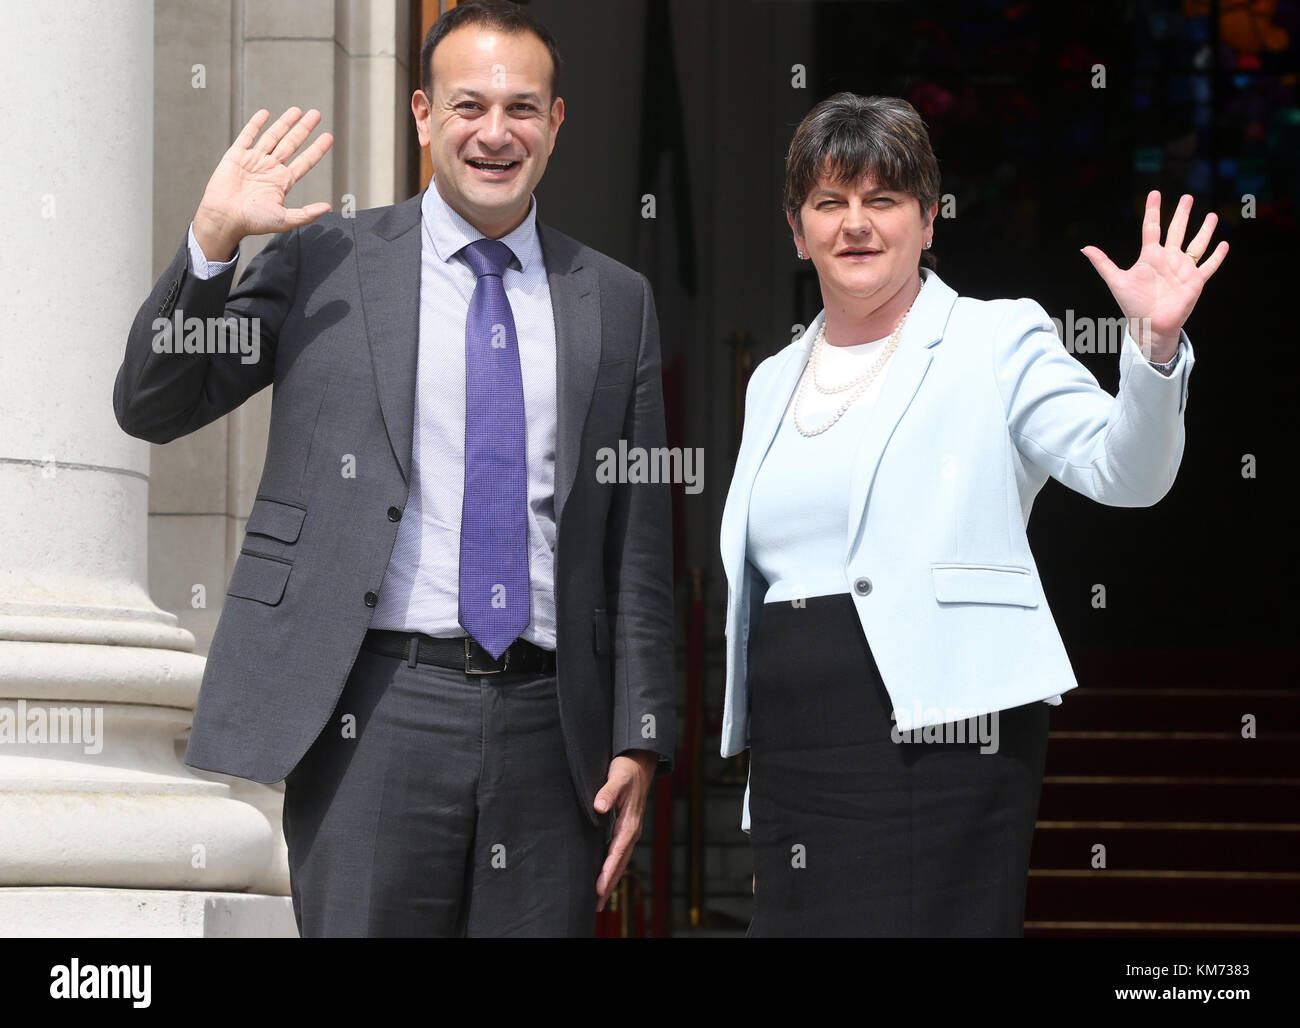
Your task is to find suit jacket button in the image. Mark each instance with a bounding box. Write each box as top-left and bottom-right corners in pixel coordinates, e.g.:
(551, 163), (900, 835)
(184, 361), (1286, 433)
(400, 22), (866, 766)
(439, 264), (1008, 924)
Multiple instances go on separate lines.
(387, 506), (402, 522)
(853, 577), (872, 596)
(363, 591), (378, 607)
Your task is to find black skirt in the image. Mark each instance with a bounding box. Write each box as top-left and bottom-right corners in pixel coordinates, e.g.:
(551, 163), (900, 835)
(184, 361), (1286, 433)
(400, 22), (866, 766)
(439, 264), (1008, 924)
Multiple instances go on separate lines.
(747, 592), (1050, 937)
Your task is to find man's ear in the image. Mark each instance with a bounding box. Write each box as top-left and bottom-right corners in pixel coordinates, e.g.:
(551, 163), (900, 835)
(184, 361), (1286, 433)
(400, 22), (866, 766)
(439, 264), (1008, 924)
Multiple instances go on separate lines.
(411, 89), (432, 149)
(547, 96), (566, 155)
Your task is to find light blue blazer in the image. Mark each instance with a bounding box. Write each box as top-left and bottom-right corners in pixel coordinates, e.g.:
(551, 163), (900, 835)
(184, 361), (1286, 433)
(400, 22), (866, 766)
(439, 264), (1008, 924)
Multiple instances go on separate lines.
(719, 268), (1194, 829)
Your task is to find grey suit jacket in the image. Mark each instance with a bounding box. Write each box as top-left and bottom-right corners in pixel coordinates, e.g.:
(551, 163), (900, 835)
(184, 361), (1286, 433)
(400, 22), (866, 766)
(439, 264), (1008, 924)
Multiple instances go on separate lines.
(114, 190), (676, 823)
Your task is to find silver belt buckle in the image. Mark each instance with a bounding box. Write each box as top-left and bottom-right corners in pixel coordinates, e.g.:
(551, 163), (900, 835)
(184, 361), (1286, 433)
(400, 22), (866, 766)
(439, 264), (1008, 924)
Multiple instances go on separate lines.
(464, 637), (508, 675)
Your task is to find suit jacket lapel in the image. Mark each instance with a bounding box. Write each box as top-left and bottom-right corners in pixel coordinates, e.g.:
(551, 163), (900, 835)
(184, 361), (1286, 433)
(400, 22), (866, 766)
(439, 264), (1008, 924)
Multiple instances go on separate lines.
(719, 329), (815, 576)
(721, 270), (960, 575)
(843, 269), (957, 553)
(539, 222), (600, 526)
(357, 191), (424, 484)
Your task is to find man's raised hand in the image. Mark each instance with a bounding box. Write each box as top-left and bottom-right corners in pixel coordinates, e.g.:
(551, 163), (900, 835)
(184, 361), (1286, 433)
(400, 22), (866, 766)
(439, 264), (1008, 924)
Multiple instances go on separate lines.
(193, 107), (335, 262)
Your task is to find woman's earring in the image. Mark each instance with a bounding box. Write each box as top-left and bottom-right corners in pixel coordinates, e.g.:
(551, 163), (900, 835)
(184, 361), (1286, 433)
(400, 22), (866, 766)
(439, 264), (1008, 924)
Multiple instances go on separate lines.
(924, 241), (932, 249)
(797, 250), (808, 259)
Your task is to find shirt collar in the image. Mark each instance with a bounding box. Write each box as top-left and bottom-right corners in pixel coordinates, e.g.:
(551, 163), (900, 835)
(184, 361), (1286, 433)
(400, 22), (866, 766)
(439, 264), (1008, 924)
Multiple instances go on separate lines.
(422, 178), (541, 273)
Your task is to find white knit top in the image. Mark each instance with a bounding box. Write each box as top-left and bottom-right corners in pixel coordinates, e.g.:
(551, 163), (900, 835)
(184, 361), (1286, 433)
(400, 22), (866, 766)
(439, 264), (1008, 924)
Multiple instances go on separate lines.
(747, 329), (895, 605)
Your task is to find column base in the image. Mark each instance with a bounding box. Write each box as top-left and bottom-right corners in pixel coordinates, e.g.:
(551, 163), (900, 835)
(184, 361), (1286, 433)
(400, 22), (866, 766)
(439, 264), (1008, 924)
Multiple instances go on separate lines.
(0, 887), (297, 937)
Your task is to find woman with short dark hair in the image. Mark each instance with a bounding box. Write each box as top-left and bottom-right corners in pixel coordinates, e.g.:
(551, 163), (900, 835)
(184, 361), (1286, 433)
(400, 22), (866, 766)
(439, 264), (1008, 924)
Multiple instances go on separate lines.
(719, 93), (1226, 937)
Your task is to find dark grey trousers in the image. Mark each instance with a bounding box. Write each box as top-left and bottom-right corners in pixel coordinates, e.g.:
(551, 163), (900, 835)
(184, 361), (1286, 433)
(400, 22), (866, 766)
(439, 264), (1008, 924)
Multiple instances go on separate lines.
(282, 644), (607, 937)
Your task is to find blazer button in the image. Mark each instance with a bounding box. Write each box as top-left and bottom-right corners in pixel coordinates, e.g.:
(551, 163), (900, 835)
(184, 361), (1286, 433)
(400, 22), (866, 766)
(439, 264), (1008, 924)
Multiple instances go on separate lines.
(387, 506), (402, 522)
(853, 577), (872, 596)
(363, 591), (378, 607)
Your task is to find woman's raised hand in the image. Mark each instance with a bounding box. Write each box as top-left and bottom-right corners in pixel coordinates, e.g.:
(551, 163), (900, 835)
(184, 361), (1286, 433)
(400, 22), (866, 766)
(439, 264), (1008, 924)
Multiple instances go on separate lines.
(192, 107), (335, 262)
(1080, 190), (1228, 360)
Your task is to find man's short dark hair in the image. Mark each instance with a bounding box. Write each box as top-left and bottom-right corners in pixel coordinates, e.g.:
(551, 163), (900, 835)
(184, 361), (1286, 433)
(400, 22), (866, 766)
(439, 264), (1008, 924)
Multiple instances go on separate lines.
(420, 0), (563, 102)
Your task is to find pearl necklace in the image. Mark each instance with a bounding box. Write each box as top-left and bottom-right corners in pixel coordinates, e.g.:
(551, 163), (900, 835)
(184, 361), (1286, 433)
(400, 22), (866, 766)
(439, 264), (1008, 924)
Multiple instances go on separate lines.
(792, 303), (914, 437)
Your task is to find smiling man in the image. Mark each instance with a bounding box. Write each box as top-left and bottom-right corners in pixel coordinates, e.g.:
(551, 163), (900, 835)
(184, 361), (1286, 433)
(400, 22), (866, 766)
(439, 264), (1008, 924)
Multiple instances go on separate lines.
(113, 0), (674, 937)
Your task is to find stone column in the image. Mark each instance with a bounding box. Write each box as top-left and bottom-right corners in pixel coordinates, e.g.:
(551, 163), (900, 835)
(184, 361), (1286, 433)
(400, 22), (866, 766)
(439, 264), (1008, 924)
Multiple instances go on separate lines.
(0, 0), (293, 937)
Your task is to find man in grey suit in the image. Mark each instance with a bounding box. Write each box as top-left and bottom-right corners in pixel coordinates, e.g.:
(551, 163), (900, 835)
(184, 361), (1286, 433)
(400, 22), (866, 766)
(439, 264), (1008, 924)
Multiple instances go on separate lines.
(113, 0), (674, 937)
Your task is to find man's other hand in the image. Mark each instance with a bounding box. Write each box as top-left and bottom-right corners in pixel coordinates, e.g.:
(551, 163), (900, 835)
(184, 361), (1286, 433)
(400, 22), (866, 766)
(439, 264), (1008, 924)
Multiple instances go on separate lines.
(593, 749), (658, 913)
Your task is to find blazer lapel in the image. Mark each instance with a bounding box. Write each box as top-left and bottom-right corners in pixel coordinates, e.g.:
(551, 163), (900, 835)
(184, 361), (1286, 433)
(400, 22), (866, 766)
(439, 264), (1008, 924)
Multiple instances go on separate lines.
(721, 270), (961, 576)
(539, 222), (601, 527)
(844, 269), (957, 553)
(719, 325), (818, 576)
(356, 191), (424, 484)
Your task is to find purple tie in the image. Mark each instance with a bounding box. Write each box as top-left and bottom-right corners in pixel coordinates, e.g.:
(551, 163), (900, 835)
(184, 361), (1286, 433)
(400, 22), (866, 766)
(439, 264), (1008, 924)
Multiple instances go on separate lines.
(457, 238), (530, 659)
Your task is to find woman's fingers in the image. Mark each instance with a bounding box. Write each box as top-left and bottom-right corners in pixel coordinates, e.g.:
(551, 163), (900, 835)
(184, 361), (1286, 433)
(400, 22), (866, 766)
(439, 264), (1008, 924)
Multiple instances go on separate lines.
(1080, 244), (1122, 292)
(1197, 239), (1230, 279)
(1141, 190), (1163, 248)
(1182, 211), (1219, 263)
(1163, 193), (1194, 252)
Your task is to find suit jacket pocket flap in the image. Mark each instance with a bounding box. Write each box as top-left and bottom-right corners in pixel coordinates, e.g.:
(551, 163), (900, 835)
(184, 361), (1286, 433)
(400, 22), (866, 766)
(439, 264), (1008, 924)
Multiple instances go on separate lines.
(594, 358), (635, 390)
(593, 609), (612, 655)
(228, 551), (292, 606)
(931, 564), (1038, 607)
(245, 497), (306, 543)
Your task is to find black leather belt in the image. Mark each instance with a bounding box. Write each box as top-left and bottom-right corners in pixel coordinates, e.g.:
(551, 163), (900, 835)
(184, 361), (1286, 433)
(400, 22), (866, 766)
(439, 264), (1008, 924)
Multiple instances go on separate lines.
(362, 629), (555, 676)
